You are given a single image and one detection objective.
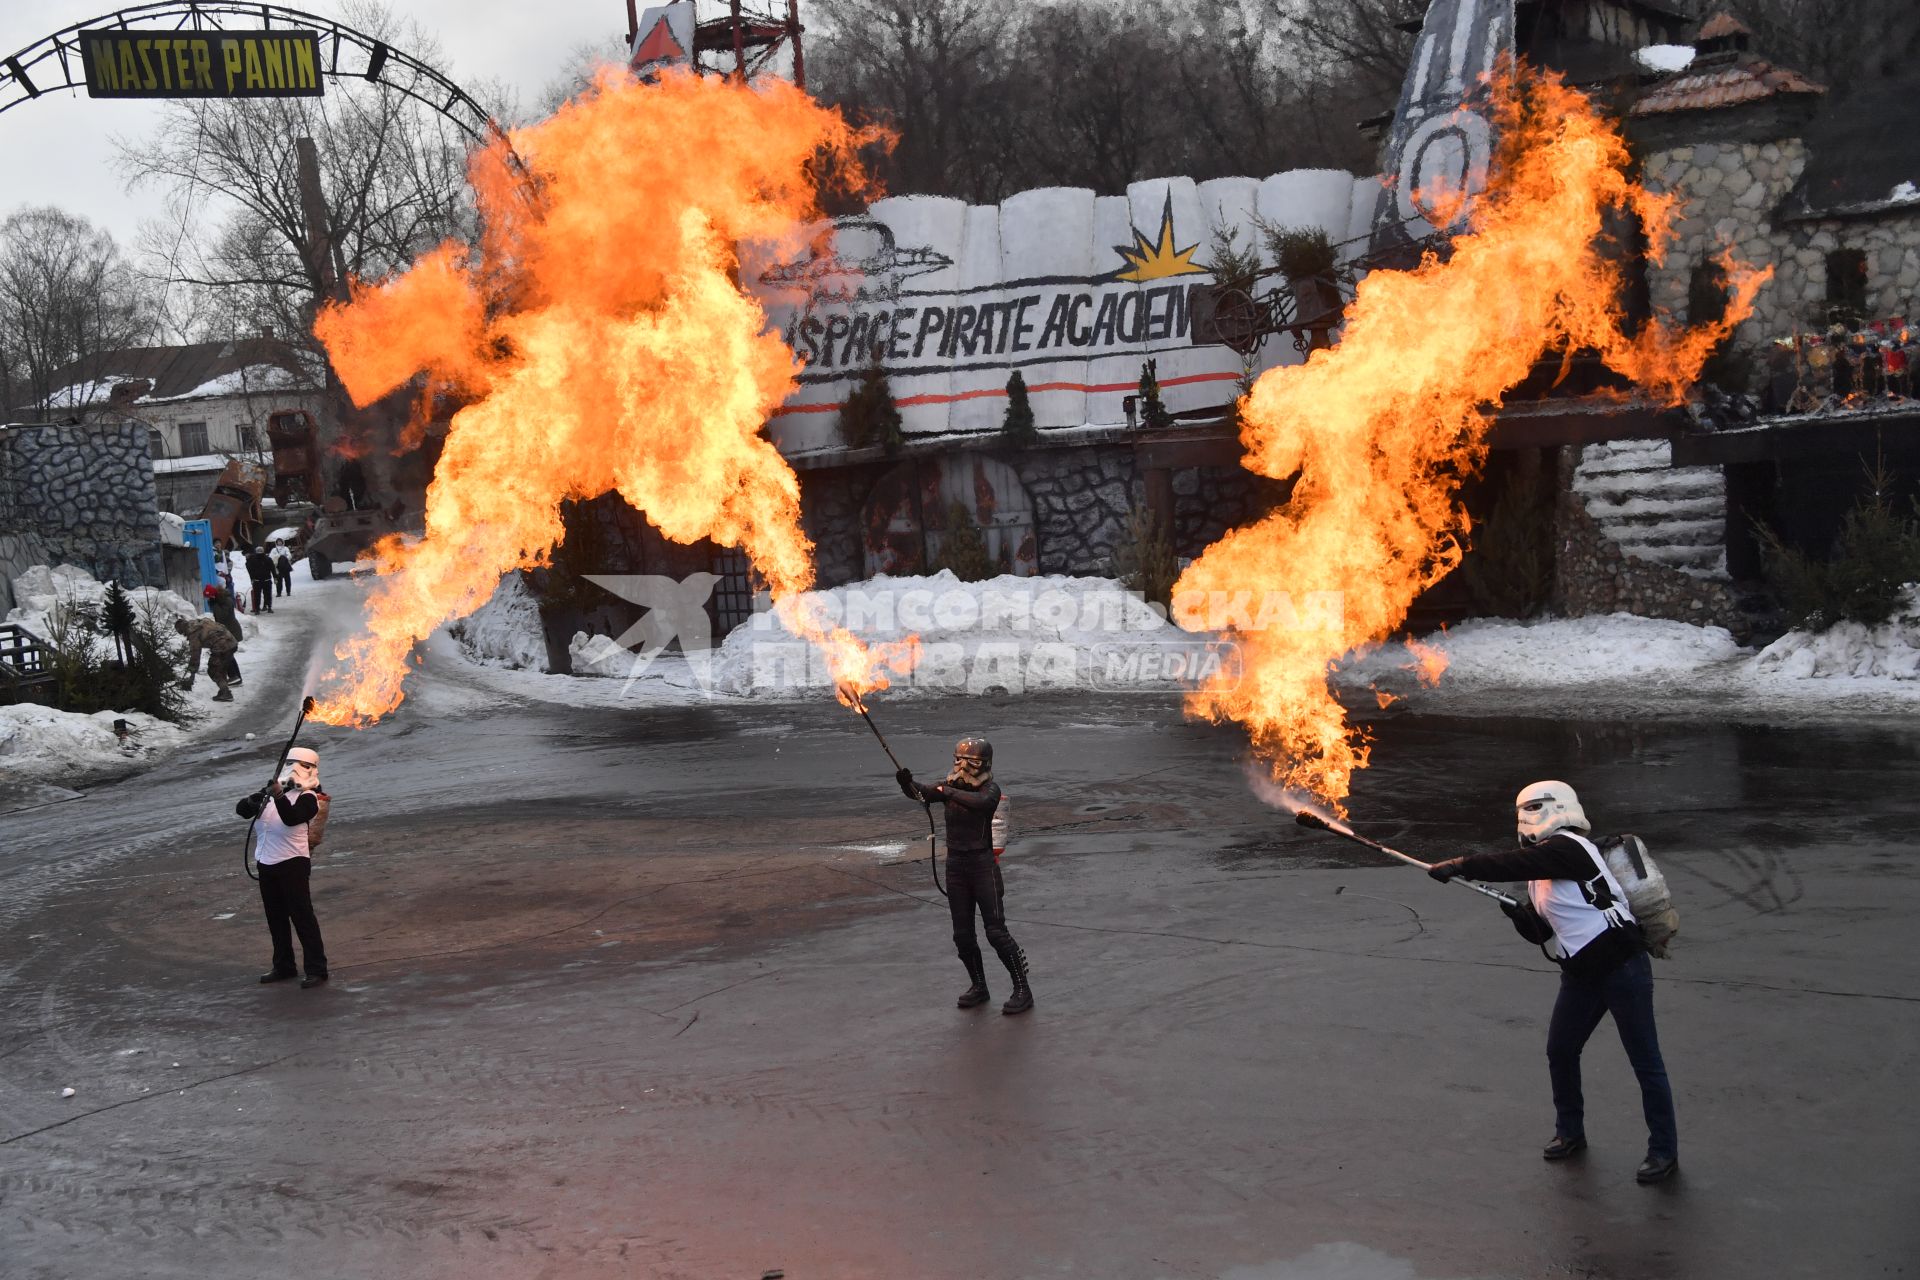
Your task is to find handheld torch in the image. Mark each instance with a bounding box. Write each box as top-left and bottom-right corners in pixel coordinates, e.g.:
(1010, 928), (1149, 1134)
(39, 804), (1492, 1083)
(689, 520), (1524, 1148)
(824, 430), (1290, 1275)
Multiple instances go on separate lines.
(241, 695), (316, 881)
(1292, 808), (1519, 907)
(840, 685), (945, 898)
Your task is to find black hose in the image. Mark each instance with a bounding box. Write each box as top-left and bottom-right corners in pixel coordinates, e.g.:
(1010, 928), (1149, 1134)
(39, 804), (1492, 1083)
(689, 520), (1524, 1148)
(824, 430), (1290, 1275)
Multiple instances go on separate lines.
(922, 799), (945, 898)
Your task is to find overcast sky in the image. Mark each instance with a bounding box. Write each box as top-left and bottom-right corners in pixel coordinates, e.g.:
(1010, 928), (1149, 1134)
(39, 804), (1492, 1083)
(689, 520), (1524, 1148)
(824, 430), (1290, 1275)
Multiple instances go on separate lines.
(0, 0), (630, 248)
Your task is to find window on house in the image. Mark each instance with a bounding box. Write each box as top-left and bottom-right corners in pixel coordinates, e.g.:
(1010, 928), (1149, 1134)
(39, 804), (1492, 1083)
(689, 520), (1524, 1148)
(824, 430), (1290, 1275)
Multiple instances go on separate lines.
(178, 421), (209, 455)
(1826, 249), (1869, 322)
(1687, 260), (1729, 326)
(149, 429), (166, 461)
(238, 425), (260, 453)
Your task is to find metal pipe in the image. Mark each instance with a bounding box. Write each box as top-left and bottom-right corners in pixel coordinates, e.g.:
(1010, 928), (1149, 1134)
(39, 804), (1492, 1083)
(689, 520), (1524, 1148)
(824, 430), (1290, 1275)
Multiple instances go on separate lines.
(1293, 809), (1518, 906)
(243, 695), (316, 882)
(841, 686), (945, 897)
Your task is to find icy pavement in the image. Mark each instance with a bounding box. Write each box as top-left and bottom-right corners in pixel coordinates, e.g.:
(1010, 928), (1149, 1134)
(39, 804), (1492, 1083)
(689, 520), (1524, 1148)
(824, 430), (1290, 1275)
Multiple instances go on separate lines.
(0, 669), (1913, 1279)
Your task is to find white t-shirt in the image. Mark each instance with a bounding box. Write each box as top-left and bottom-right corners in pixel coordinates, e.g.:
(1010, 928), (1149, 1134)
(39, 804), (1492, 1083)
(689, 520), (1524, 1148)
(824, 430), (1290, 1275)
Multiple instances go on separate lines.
(1531, 832), (1636, 961)
(255, 788), (315, 866)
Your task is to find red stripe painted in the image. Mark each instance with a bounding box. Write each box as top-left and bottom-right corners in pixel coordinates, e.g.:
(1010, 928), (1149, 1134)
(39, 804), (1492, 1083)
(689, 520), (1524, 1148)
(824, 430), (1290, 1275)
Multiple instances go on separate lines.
(770, 369), (1244, 416)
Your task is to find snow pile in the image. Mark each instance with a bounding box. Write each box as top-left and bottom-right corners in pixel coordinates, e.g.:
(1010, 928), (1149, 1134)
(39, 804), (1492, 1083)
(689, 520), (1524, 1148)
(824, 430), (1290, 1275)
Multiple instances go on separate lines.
(1890, 181), (1920, 205)
(7, 563), (202, 644)
(570, 632), (636, 677)
(548, 571), (1188, 698)
(704, 571), (1182, 697)
(0, 704), (185, 780)
(1345, 613), (1744, 691)
(1748, 602), (1920, 681)
(447, 573), (549, 671)
(1635, 44), (1696, 73)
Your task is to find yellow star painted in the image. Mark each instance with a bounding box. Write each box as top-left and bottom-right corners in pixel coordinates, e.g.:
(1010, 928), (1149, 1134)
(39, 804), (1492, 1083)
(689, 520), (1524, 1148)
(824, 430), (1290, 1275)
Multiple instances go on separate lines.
(1113, 192), (1208, 282)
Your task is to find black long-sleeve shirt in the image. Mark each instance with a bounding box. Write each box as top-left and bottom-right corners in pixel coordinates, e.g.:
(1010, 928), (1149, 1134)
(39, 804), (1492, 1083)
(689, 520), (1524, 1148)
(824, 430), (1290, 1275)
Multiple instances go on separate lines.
(901, 776), (1002, 853)
(1449, 834), (1596, 884)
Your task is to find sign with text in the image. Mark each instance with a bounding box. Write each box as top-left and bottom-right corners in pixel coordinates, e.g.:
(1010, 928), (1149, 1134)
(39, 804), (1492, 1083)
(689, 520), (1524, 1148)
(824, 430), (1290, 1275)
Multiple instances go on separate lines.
(79, 30), (323, 100)
(747, 170), (1376, 452)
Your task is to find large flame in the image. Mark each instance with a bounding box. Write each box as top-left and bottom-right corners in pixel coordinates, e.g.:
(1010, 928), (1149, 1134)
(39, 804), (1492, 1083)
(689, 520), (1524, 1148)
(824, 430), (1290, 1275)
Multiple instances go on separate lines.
(1180, 69), (1767, 806)
(307, 69), (911, 726)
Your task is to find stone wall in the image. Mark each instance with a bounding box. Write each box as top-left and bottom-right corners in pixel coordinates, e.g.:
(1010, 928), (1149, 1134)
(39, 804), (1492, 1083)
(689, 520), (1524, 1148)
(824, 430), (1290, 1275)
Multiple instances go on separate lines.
(1639, 135), (1920, 377)
(0, 422), (163, 606)
(795, 442), (1290, 586)
(1551, 447), (1742, 633)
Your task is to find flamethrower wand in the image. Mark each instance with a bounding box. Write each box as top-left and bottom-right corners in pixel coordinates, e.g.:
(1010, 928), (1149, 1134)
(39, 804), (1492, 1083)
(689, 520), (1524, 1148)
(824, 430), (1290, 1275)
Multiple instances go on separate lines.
(1292, 808), (1519, 907)
(840, 686), (946, 898)
(241, 695), (316, 882)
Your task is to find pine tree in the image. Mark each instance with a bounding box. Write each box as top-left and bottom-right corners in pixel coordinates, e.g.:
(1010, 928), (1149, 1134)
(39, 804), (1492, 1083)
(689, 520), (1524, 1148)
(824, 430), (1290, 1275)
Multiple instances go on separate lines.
(101, 580), (136, 667)
(929, 501), (997, 582)
(839, 358), (905, 453)
(1001, 370), (1037, 447)
(1138, 359), (1174, 432)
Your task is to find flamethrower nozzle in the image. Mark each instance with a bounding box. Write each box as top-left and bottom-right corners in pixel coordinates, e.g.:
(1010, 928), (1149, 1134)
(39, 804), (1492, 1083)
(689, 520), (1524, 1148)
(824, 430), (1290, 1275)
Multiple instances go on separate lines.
(301, 695), (316, 715)
(1293, 810), (1332, 832)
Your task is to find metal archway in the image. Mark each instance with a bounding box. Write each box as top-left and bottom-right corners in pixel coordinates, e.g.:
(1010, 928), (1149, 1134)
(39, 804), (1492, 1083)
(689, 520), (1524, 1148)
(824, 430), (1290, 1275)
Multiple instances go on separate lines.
(1, 2), (505, 149)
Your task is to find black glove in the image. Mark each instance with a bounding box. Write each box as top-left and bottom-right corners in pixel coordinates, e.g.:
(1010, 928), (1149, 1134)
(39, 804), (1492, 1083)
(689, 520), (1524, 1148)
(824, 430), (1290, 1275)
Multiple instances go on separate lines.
(1428, 857), (1468, 883)
(895, 767), (916, 798)
(235, 790), (265, 819)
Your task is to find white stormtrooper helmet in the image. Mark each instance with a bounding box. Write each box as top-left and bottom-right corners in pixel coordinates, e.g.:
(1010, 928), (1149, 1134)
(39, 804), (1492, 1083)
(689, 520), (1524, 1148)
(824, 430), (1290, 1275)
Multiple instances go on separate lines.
(1515, 780), (1589, 846)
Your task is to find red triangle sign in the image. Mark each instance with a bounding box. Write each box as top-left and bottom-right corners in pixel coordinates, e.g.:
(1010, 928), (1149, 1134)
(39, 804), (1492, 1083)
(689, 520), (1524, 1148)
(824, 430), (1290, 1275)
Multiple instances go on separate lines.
(631, 16), (686, 66)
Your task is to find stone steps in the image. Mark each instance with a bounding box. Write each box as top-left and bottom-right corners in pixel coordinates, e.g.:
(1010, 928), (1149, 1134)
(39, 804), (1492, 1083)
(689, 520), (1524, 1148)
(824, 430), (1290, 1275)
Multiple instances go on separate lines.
(1573, 441), (1727, 578)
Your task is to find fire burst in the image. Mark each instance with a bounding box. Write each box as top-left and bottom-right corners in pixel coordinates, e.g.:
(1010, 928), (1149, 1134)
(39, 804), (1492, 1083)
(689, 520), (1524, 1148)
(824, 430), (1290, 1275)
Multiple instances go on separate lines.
(307, 69), (909, 726)
(1179, 69), (1768, 807)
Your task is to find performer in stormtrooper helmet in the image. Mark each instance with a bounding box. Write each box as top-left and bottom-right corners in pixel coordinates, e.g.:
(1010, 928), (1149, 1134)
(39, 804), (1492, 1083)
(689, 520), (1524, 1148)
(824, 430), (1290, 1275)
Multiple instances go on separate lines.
(897, 735), (1033, 1015)
(1427, 780), (1678, 1184)
(1515, 780), (1589, 846)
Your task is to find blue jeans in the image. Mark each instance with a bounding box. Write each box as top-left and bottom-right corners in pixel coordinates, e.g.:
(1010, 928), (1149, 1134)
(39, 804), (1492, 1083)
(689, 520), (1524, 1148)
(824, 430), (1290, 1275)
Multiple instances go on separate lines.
(1547, 950), (1677, 1159)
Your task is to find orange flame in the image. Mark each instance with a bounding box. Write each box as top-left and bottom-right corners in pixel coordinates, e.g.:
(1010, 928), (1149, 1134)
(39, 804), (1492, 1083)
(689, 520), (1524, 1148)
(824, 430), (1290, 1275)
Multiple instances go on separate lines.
(1180, 68), (1767, 807)
(306, 69), (909, 726)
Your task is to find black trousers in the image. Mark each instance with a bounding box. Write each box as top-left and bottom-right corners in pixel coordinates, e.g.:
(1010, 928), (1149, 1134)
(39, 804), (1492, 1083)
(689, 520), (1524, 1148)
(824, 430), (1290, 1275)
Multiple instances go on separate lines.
(251, 580), (272, 612)
(947, 851), (1023, 979)
(258, 857), (328, 977)
(274, 568), (291, 596)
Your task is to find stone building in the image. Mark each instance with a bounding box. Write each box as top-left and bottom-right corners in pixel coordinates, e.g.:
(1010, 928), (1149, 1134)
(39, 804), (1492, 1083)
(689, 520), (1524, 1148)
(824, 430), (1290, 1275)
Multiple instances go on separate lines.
(0, 420), (163, 613)
(1630, 13), (1920, 368)
(1624, 13), (1920, 589)
(37, 337), (325, 516)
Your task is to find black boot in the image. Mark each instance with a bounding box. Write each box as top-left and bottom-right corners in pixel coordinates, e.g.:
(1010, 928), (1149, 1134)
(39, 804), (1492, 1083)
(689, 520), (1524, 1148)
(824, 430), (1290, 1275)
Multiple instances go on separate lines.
(998, 942), (1033, 1016)
(956, 960), (990, 1009)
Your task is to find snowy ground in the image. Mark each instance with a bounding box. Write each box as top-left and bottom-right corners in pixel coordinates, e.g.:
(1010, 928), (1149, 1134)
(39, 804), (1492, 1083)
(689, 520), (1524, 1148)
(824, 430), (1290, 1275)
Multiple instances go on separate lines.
(446, 570), (1920, 720)
(10, 561), (1917, 788)
(2, 555), (366, 784)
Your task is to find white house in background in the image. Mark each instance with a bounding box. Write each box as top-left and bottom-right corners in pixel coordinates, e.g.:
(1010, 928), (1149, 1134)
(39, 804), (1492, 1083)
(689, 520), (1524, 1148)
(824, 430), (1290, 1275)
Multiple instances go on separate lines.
(38, 337), (326, 515)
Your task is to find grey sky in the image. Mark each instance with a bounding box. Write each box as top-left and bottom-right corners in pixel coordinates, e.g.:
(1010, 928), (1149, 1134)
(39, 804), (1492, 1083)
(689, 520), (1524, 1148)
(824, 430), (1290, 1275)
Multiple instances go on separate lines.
(0, 0), (630, 248)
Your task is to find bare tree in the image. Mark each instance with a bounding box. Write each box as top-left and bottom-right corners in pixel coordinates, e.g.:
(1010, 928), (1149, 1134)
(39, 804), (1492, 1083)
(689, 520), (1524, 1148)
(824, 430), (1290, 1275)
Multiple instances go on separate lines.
(118, 1), (496, 347)
(808, 0), (1025, 202)
(1715, 0), (1919, 84)
(0, 207), (158, 419)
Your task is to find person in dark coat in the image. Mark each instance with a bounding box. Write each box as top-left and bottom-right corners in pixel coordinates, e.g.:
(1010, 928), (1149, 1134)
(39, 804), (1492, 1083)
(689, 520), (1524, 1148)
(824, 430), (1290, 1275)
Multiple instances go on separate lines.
(271, 545), (293, 597)
(1428, 781), (1678, 1185)
(201, 584), (243, 686)
(244, 545), (275, 614)
(897, 736), (1033, 1015)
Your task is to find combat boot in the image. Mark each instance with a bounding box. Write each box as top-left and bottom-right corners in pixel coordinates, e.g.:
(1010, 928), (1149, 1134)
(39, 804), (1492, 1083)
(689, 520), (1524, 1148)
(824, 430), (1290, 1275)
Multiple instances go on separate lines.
(999, 944), (1033, 1016)
(956, 960), (989, 1008)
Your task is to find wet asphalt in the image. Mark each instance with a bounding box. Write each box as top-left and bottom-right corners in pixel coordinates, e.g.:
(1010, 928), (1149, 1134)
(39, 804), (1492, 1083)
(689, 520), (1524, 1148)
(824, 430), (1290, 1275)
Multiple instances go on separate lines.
(1, 649), (1916, 1280)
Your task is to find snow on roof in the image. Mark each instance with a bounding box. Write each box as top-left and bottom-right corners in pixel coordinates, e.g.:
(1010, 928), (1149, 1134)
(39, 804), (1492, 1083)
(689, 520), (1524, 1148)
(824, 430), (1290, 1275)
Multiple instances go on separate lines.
(1635, 44), (1696, 74)
(151, 453), (230, 475)
(149, 362), (315, 403)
